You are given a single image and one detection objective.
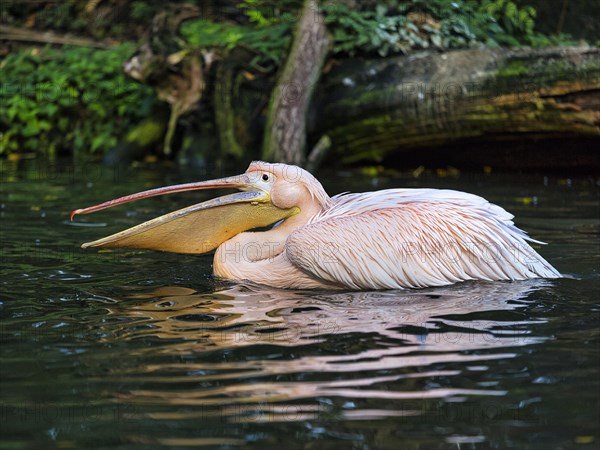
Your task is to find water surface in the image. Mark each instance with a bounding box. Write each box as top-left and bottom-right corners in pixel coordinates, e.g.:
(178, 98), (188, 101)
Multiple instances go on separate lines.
(1, 161), (598, 449)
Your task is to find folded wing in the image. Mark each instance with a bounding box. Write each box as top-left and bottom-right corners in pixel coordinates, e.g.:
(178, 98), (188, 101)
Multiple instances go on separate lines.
(286, 189), (561, 290)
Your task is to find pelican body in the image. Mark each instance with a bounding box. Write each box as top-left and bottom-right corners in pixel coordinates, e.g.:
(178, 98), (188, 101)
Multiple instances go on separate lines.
(72, 162), (561, 290)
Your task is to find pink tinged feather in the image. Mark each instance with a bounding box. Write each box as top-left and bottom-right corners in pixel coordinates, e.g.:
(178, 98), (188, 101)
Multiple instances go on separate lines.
(286, 188), (560, 290)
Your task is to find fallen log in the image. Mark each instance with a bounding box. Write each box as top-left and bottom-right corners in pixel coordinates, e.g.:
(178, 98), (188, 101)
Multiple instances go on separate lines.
(311, 47), (600, 170)
(120, 30), (600, 171)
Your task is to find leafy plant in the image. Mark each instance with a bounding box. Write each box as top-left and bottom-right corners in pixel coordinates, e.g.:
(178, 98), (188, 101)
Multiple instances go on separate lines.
(323, 4), (421, 56)
(180, 19), (292, 69)
(239, 0), (279, 27)
(238, 0), (303, 27)
(181, 1), (302, 69)
(0, 44), (154, 157)
(181, 1), (576, 68)
(321, 0), (577, 57)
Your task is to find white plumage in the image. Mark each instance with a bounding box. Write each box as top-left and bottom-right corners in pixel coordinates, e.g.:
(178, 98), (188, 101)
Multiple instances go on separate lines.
(287, 189), (560, 289)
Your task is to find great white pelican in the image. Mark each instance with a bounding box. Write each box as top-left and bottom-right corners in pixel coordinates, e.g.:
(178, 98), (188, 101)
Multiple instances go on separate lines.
(72, 161), (561, 290)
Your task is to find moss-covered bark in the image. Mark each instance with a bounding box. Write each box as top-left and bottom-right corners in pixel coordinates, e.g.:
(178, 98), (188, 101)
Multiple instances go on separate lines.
(311, 47), (600, 167)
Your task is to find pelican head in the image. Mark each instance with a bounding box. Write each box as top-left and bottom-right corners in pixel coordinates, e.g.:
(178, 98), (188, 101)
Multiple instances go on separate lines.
(71, 161), (330, 254)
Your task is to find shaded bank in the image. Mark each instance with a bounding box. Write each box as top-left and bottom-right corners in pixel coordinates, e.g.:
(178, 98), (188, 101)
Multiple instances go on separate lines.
(116, 44), (599, 172)
(2, 1), (599, 171)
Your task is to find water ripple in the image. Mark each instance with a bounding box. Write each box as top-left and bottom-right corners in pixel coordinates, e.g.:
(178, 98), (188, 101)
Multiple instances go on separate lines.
(77, 280), (553, 433)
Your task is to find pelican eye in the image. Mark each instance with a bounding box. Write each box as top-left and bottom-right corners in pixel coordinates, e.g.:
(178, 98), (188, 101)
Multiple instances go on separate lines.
(262, 173), (270, 181)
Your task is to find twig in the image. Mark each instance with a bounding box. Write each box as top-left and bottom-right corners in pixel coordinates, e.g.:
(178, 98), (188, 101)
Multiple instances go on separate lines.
(556, 0), (569, 35)
(306, 135), (331, 173)
(0, 25), (113, 49)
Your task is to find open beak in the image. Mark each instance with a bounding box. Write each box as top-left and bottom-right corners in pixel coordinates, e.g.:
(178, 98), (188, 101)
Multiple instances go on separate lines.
(71, 174), (298, 254)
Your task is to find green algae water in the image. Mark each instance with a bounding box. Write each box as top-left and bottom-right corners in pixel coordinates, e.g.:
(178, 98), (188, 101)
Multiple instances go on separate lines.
(1, 160), (598, 449)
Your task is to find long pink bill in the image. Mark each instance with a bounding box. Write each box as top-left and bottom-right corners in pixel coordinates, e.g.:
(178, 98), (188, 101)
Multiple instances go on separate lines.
(70, 174), (251, 221)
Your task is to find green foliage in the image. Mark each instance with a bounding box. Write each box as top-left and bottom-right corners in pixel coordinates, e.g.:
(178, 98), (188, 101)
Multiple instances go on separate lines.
(322, 5), (420, 56)
(180, 20), (247, 48)
(181, 1), (303, 69)
(182, 0), (577, 65)
(180, 19), (292, 69)
(0, 44), (154, 157)
(239, 0), (280, 27)
(322, 0), (577, 57)
(238, 0), (303, 27)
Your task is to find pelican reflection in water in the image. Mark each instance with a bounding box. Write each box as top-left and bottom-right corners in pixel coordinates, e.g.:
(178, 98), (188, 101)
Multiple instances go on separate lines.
(72, 162), (560, 289)
(100, 281), (549, 423)
(105, 281), (547, 351)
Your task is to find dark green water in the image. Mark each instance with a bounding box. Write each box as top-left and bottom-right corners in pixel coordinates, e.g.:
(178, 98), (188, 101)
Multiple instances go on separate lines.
(1, 161), (598, 450)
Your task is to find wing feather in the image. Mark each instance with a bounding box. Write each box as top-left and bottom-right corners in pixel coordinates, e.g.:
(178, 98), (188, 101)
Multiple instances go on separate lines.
(286, 189), (560, 290)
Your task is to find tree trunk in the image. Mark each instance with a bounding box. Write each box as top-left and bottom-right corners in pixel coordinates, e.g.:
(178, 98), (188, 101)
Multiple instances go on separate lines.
(214, 52), (244, 159)
(261, 0), (330, 165)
